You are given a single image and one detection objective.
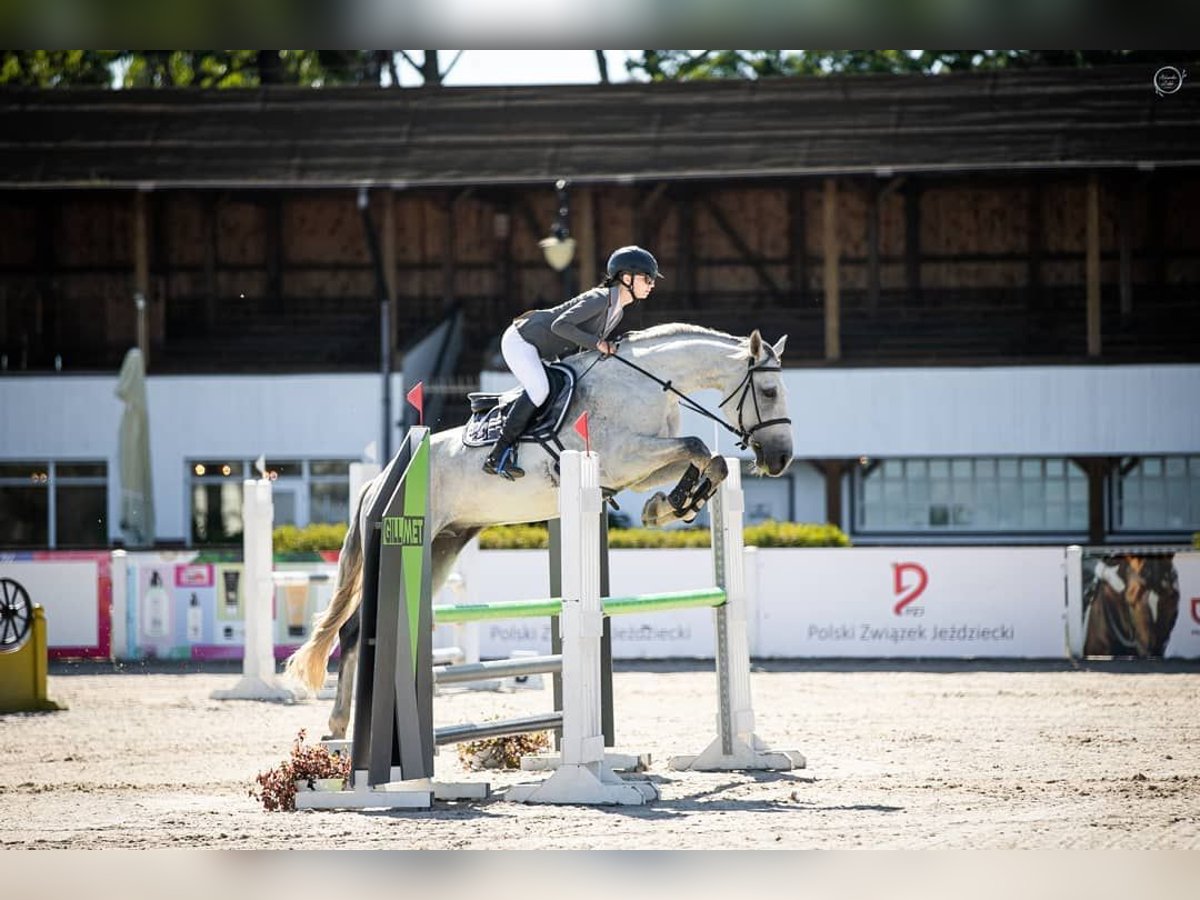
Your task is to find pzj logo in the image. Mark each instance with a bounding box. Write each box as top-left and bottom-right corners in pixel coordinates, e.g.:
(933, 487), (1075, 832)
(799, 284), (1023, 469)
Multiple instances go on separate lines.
(892, 562), (928, 616)
(1153, 66), (1186, 96)
(382, 515), (425, 546)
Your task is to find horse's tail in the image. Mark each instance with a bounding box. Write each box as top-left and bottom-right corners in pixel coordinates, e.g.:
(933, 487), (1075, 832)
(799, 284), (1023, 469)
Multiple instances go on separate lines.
(283, 486), (367, 694)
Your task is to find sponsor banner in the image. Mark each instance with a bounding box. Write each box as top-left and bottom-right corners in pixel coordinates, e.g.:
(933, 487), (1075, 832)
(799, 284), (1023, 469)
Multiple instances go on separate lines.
(121, 554), (335, 661)
(1173, 553), (1200, 658)
(1078, 549), (1199, 660)
(755, 547), (1068, 658)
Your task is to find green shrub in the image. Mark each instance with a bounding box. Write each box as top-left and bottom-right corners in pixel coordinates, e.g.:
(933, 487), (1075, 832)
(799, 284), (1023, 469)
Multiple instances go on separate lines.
(479, 520), (849, 549)
(1193, 532), (1200, 550)
(273, 522), (348, 554)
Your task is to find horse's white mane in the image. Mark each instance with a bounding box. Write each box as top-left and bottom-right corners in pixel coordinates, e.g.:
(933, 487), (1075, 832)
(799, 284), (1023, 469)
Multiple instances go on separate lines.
(622, 322), (749, 357)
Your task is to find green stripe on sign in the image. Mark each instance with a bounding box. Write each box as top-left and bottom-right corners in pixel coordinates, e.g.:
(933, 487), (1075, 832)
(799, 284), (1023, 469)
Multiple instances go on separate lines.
(402, 433), (430, 675)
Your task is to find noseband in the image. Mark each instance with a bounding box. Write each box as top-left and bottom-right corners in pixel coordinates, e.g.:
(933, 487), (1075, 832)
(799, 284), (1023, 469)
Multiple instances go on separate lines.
(718, 360), (793, 450)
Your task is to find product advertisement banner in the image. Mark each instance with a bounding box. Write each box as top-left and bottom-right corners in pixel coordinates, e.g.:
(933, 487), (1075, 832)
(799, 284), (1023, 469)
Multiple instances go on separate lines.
(122, 555), (335, 661)
(1078, 549), (1200, 660)
(754, 547), (1069, 658)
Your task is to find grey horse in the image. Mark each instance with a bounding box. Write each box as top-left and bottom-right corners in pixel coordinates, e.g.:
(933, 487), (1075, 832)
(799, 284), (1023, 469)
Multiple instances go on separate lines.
(285, 323), (793, 738)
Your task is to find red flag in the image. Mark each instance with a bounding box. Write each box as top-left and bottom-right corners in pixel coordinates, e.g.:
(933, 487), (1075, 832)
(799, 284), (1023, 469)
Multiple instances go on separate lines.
(406, 382), (425, 426)
(573, 410), (590, 454)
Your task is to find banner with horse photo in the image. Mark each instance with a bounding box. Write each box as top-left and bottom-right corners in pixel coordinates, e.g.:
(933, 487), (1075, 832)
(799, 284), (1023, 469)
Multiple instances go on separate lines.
(1079, 549), (1200, 659)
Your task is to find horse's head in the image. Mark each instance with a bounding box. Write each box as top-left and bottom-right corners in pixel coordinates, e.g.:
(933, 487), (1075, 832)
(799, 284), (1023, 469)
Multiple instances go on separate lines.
(725, 330), (793, 476)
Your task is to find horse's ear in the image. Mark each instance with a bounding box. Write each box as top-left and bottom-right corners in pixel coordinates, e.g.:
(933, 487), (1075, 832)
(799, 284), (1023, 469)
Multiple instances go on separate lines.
(772, 335), (788, 358)
(749, 329), (763, 361)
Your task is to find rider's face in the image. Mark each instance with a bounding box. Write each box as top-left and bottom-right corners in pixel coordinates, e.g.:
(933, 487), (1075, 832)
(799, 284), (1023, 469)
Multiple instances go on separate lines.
(630, 273), (656, 299)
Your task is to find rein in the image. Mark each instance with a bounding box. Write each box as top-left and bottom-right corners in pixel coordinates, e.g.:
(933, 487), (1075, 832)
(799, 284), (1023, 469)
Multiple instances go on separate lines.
(599, 347), (791, 450)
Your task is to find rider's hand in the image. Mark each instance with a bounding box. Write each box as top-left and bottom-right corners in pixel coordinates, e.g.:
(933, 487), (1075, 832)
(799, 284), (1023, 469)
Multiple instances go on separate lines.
(597, 340), (616, 356)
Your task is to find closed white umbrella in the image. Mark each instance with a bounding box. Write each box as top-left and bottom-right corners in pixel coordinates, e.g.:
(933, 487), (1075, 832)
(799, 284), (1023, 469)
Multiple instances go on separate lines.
(116, 348), (155, 547)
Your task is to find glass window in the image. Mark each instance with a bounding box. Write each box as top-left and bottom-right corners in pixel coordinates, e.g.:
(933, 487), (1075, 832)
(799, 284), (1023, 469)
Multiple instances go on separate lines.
(0, 460), (107, 548)
(1114, 455), (1200, 533)
(310, 460), (350, 476)
(0, 485), (49, 546)
(310, 482), (350, 524)
(265, 460), (303, 479)
(57, 485), (107, 547)
(854, 456), (1088, 535)
(187, 457), (356, 545)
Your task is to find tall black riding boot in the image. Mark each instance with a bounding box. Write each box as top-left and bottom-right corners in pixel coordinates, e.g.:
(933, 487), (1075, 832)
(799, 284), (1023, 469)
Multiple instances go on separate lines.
(483, 392), (540, 479)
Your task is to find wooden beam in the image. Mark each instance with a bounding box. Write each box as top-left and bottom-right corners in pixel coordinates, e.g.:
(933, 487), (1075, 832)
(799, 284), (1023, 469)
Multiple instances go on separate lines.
(1118, 181), (1133, 319)
(1086, 173), (1101, 357)
(381, 189), (397, 356)
(822, 177), (840, 361)
(904, 180), (921, 301)
(810, 459), (848, 528)
(133, 189), (150, 367)
(699, 194), (785, 301)
(1072, 457), (1115, 544)
(576, 186), (597, 290)
(265, 193), (282, 309)
(203, 193), (217, 333)
(634, 183), (670, 257)
(1026, 179), (1043, 311)
(442, 190), (456, 313)
(787, 185), (806, 304)
(866, 179), (880, 313)
(677, 189), (695, 305)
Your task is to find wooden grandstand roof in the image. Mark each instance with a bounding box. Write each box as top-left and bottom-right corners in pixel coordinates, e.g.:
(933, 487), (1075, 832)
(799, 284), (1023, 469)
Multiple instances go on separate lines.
(1, 64), (1197, 190)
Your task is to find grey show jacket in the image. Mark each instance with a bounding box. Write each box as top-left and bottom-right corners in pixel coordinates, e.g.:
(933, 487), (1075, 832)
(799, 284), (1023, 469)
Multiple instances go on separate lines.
(511, 286), (623, 360)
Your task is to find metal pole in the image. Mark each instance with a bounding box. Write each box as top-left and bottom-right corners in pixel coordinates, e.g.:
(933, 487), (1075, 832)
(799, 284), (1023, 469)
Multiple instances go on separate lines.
(358, 187), (393, 461)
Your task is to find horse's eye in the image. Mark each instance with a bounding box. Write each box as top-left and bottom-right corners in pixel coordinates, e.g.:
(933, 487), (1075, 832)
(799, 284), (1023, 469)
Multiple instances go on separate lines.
(761, 388), (777, 400)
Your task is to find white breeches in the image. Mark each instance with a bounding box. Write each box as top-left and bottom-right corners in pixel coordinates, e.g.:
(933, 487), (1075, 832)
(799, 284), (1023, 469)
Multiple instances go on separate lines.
(500, 324), (550, 407)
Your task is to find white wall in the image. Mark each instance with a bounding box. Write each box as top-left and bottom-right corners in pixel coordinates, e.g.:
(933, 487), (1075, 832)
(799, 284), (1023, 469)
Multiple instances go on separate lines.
(786, 364), (1200, 457)
(4, 363), (1198, 545)
(1, 373), (404, 543)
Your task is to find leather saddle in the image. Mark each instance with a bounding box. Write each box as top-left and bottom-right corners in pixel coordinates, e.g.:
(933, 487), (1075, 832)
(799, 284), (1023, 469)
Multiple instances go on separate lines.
(462, 363), (576, 449)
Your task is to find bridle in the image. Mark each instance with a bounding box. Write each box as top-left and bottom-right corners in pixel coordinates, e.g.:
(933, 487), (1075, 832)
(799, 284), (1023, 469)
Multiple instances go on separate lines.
(717, 358), (793, 450)
(598, 345), (792, 451)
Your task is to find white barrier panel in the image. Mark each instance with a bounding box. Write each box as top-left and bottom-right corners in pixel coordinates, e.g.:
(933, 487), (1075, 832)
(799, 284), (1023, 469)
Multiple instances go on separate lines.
(1164, 551), (1200, 659)
(0, 558), (101, 652)
(756, 547), (1070, 658)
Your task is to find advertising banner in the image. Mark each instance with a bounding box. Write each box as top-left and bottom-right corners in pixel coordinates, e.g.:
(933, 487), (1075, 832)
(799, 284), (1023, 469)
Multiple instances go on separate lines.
(1172, 553), (1200, 658)
(1077, 548), (1199, 660)
(119, 555), (335, 661)
(754, 547), (1069, 658)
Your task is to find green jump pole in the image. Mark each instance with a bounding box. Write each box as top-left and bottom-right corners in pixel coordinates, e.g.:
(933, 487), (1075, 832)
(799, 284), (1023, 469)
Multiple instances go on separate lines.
(432, 587), (725, 625)
(603, 587), (726, 616)
(434, 597), (564, 624)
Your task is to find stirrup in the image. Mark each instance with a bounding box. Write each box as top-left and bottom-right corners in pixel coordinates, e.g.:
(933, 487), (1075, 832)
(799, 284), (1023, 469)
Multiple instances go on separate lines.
(483, 446), (524, 480)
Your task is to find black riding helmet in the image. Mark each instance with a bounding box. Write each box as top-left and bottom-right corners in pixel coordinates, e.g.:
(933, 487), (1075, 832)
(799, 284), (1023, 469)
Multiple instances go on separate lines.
(606, 245), (664, 281)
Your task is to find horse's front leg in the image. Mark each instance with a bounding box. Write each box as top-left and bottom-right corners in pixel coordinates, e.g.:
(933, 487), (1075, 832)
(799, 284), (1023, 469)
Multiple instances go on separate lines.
(615, 435), (729, 527)
(642, 455), (729, 526)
